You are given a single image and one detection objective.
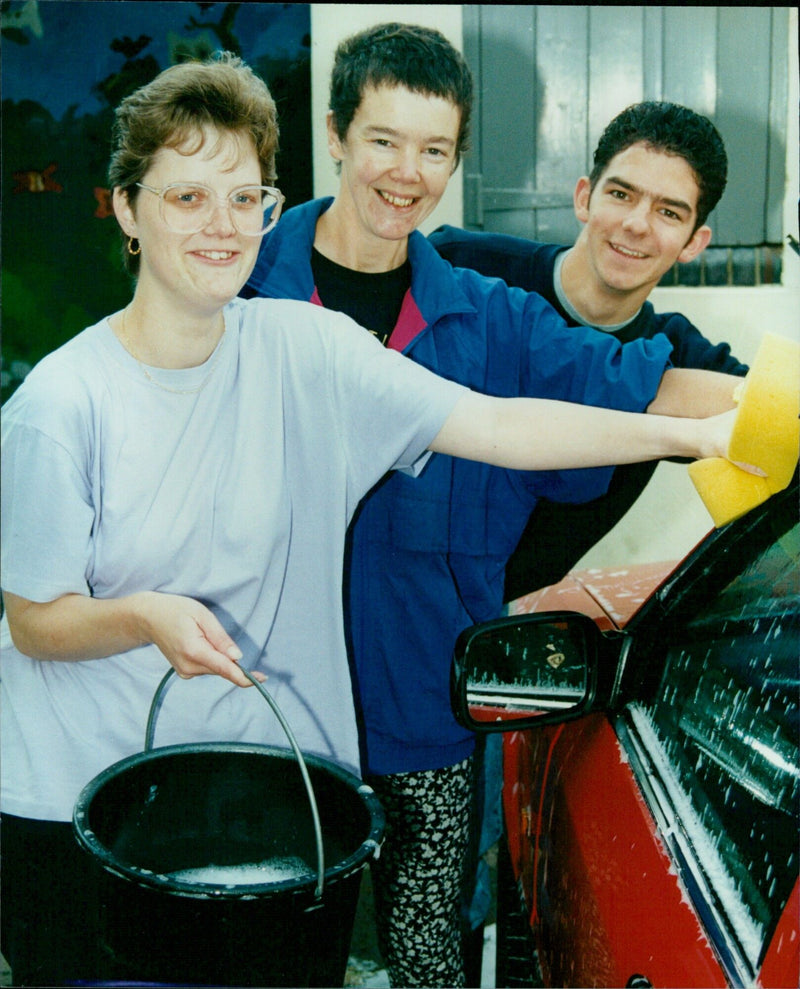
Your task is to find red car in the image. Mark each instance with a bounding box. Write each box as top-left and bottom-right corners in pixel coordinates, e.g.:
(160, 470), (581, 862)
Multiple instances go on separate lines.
(452, 473), (798, 989)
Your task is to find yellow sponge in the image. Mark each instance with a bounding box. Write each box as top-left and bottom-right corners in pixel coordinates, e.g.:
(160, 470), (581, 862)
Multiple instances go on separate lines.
(688, 332), (800, 527)
(688, 457), (776, 526)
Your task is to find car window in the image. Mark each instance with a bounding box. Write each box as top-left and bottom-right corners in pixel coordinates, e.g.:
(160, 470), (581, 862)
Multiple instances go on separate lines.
(625, 522), (799, 976)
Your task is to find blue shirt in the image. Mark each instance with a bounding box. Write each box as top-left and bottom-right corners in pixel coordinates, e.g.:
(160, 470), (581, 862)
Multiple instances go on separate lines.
(246, 199), (674, 775)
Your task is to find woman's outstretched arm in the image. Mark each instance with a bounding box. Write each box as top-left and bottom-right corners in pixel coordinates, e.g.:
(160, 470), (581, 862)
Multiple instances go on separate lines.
(429, 391), (740, 471)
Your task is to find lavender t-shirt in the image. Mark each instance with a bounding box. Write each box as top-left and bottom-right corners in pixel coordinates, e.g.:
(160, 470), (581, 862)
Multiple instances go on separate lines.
(1, 297), (465, 820)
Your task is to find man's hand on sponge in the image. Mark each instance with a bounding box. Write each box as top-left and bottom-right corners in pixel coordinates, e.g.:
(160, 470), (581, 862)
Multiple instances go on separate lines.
(688, 332), (800, 527)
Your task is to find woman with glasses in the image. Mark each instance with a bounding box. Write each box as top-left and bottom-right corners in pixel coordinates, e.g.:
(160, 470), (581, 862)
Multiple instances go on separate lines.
(0, 52), (745, 987)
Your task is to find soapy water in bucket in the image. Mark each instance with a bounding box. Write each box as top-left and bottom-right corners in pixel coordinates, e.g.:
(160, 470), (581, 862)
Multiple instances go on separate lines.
(168, 854), (312, 886)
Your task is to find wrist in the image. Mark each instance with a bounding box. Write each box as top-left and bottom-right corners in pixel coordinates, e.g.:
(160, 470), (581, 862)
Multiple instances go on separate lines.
(126, 590), (159, 647)
(687, 417), (710, 460)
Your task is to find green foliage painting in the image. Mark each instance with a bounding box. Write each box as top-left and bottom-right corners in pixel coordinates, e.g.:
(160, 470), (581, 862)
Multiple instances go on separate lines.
(1, 1), (311, 401)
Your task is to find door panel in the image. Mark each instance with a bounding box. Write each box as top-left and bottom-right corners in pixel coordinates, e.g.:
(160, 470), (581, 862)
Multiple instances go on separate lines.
(505, 715), (728, 988)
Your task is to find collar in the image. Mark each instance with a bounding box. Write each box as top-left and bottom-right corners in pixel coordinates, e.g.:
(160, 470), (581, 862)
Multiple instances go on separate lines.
(245, 198), (476, 347)
(246, 197), (335, 301)
(404, 228), (476, 328)
(554, 249), (641, 332)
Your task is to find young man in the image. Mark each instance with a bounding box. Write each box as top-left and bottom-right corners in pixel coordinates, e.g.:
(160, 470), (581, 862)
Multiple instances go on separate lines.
(243, 27), (741, 987)
(430, 101), (748, 600)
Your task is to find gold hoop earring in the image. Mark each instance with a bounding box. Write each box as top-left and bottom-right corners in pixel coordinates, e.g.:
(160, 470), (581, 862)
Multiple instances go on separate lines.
(128, 237), (141, 256)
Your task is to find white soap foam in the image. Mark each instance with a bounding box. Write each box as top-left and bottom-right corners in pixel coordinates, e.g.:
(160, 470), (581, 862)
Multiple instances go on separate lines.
(169, 855), (312, 886)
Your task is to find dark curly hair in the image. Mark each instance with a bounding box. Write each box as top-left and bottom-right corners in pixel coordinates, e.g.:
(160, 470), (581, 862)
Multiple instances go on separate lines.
(328, 22), (473, 170)
(589, 101), (728, 230)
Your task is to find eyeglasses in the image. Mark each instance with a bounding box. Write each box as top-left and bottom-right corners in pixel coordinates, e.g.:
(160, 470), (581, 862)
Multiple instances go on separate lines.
(135, 182), (284, 236)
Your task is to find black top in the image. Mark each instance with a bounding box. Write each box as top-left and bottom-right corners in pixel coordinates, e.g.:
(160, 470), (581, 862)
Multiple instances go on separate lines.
(311, 247), (411, 346)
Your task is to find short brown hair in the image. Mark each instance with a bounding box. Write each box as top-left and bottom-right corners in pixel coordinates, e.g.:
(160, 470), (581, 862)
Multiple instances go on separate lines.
(108, 52), (279, 274)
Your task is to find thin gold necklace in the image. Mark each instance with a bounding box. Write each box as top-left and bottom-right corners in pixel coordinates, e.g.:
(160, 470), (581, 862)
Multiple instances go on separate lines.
(118, 306), (226, 395)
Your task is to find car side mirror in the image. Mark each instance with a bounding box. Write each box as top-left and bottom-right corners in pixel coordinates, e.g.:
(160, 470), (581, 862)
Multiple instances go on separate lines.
(451, 612), (604, 732)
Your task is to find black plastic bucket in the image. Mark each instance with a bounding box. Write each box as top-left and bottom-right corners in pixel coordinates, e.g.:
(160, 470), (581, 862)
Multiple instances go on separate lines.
(71, 673), (384, 987)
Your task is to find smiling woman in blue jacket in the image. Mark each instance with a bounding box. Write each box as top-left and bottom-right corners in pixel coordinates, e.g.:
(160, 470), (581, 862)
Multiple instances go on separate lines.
(243, 24), (741, 988)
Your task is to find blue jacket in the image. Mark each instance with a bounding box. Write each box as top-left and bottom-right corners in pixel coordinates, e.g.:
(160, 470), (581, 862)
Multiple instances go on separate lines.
(429, 224), (749, 598)
(245, 199), (673, 775)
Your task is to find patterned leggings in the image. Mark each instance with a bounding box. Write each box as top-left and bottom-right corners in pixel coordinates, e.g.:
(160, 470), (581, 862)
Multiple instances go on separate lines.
(367, 756), (475, 988)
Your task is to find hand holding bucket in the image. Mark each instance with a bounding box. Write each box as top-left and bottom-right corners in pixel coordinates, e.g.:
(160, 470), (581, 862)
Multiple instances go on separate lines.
(72, 669), (385, 987)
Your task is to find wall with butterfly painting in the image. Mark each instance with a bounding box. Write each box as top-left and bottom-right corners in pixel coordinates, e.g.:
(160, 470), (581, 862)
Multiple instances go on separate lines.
(1, 1), (311, 401)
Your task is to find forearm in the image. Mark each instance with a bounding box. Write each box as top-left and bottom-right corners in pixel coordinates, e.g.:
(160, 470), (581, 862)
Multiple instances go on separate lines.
(430, 391), (732, 471)
(647, 368), (739, 417)
(3, 590), (154, 662)
(2, 588), (251, 685)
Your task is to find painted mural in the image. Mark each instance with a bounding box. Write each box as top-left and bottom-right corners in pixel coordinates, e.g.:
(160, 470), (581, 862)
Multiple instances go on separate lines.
(1, 1), (312, 400)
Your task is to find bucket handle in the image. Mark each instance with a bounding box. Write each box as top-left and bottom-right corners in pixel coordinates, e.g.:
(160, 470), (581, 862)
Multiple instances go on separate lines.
(145, 667), (326, 899)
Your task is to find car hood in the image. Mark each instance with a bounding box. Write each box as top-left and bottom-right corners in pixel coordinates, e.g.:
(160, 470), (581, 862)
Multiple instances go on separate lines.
(508, 559), (681, 631)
